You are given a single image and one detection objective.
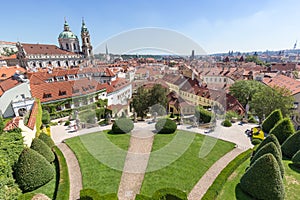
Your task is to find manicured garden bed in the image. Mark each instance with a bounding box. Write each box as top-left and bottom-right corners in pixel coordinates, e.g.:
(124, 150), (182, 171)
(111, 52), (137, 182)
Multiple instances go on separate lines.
(65, 131), (130, 195)
(140, 130), (235, 196)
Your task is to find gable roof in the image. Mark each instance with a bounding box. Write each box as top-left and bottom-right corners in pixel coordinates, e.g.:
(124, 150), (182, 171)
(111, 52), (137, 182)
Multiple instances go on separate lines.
(263, 74), (300, 95)
(21, 43), (76, 55)
(0, 78), (20, 96)
(0, 66), (26, 81)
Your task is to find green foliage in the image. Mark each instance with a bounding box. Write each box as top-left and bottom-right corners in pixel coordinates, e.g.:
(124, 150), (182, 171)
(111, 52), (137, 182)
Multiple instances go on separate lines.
(221, 119), (232, 127)
(64, 120), (70, 126)
(79, 110), (97, 123)
(248, 115), (258, 124)
(254, 134), (282, 157)
(229, 80), (265, 107)
(250, 86), (294, 122)
(133, 87), (149, 119)
(36, 99), (43, 137)
(262, 109), (283, 133)
(269, 118), (295, 144)
(96, 107), (106, 120)
(149, 84), (167, 108)
(202, 149), (252, 200)
(112, 118), (134, 134)
(14, 148), (55, 192)
(42, 110), (51, 125)
(245, 55), (265, 65)
(135, 194), (153, 200)
(80, 188), (101, 200)
(0, 116), (4, 134)
(292, 150), (300, 167)
(53, 146), (69, 200)
(101, 193), (119, 200)
(195, 106), (212, 123)
(250, 142), (284, 177)
(152, 188), (187, 200)
(251, 138), (262, 145)
(281, 131), (300, 159)
(225, 110), (241, 121)
(30, 138), (55, 163)
(38, 132), (55, 148)
(155, 118), (177, 134)
(240, 153), (285, 200)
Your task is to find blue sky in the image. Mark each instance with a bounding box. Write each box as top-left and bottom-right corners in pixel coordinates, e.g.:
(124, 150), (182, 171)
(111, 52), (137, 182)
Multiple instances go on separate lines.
(2, 0), (300, 54)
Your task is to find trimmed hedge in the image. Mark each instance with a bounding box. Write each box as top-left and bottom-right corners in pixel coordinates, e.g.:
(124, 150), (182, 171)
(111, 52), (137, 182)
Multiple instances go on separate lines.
(202, 149), (252, 200)
(281, 130), (300, 159)
(262, 109), (283, 133)
(80, 188), (101, 200)
(155, 118), (177, 134)
(251, 138), (262, 146)
(14, 148), (55, 192)
(38, 132), (55, 148)
(101, 193), (118, 200)
(53, 146), (70, 200)
(30, 138), (55, 163)
(254, 134), (281, 157)
(135, 194), (153, 200)
(112, 118), (134, 134)
(269, 118), (295, 144)
(221, 119), (232, 127)
(240, 154), (285, 200)
(152, 188), (187, 200)
(292, 150), (300, 167)
(250, 142), (284, 177)
(195, 106), (212, 123)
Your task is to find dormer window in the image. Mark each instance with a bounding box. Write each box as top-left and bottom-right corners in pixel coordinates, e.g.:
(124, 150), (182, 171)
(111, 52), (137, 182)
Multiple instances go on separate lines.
(56, 76), (65, 81)
(46, 78), (54, 83)
(59, 90), (67, 96)
(43, 93), (52, 98)
(68, 75), (75, 80)
(77, 74), (85, 79)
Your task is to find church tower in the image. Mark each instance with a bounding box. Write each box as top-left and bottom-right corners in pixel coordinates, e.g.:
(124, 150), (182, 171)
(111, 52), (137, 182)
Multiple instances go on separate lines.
(81, 18), (93, 58)
(58, 19), (80, 53)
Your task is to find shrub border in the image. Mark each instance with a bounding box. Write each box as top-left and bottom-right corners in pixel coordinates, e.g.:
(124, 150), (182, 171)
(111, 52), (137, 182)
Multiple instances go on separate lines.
(202, 149), (252, 200)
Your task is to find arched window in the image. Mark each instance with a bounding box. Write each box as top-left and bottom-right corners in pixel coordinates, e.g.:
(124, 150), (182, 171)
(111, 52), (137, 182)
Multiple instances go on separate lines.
(39, 62), (42, 68)
(86, 38), (89, 43)
(58, 61), (61, 67)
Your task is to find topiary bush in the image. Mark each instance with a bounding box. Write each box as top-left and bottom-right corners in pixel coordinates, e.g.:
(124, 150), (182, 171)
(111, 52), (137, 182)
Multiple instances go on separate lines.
(38, 132), (55, 148)
(262, 109), (283, 133)
(195, 106), (212, 123)
(155, 118), (177, 134)
(221, 119), (232, 127)
(152, 188), (187, 200)
(292, 150), (300, 167)
(240, 153), (285, 200)
(80, 188), (101, 200)
(14, 148), (54, 192)
(269, 118), (295, 144)
(111, 118), (134, 134)
(251, 138), (262, 146)
(30, 138), (55, 163)
(250, 142), (284, 177)
(281, 130), (300, 159)
(254, 134), (281, 157)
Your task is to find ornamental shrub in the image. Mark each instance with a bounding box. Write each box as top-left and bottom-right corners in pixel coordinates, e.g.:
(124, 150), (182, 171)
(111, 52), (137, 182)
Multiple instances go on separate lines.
(30, 138), (55, 163)
(112, 118), (134, 134)
(152, 188), (187, 200)
(195, 106), (212, 123)
(262, 109), (283, 133)
(42, 110), (51, 125)
(292, 150), (300, 167)
(155, 118), (177, 134)
(38, 132), (55, 148)
(221, 119), (232, 127)
(14, 148), (54, 192)
(240, 154), (285, 200)
(251, 138), (262, 146)
(248, 115), (258, 124)
(254, 134), (281, 157)
(250, 142), (284, 177)
(269, 118), (295, 144)
(80, 188), (101, 200)
(281, 130), (300, 159)
(64, 120), (70, 126)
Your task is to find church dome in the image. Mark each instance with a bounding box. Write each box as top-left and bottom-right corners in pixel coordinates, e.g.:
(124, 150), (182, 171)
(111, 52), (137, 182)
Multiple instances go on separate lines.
(58, 31), (78, 39)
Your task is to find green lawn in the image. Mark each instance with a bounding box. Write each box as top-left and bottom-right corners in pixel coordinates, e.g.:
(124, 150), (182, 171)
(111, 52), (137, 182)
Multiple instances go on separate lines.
(65, 131), (130, 195)
(140, 130), (235, 196)
(217, 159), (300, 200)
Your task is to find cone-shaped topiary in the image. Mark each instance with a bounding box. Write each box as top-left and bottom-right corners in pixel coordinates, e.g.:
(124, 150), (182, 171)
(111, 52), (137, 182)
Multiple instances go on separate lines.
(38, 132), (55, 148)
(240, 153), (285, 200)
(281, 130), (300, 159)
(251, 142), (284, 177)
(292, 150), (300, 167)
(269, 118), (295, 144)
(254, 134), (281, 157)
(155, 118), (177, 134)
(112, 118), (134, 134)
(262, 109), (283, 133)
(14, 148), (54, 192)
(30, 138), (55, 163)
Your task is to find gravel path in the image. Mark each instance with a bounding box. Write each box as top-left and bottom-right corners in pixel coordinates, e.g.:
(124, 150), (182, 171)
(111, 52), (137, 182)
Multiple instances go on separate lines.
(188, 147), (246, 200)
(57, 143), (83, 200)
(118, 129), (154, 200)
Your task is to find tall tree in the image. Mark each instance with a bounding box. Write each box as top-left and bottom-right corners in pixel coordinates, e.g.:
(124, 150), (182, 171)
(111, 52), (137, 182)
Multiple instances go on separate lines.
(132, 87), (149, 119)
(250, 86), (294, 122)
(149, 84), (167, 107)
(229, 80), (265, 107)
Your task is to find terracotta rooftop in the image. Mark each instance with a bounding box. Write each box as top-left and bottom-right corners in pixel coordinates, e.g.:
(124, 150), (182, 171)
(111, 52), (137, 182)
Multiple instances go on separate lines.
(27, 101), (38, 130)
(4, 117), (20, 131)
(0, 66), (26, 81)
(263, 74), (300, 95)
(22, 43), (76, 55)
(0, 78), (20, 96)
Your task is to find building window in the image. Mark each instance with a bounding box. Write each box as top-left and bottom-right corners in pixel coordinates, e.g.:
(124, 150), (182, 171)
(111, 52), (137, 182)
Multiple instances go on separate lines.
(73, 43), (76, 50)
(21, 94), (25, 99)
(56, 76), (65, 81)
(59, 90), (67, 96)
(66, 43), (69, 50)
(43, 93), (52, 98)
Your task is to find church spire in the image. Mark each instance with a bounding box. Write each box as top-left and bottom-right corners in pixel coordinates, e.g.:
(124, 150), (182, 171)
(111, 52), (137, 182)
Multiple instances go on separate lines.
(64, 17), (70, 31)
(81, 17), (88, 33)
(81, 18), (93, 58)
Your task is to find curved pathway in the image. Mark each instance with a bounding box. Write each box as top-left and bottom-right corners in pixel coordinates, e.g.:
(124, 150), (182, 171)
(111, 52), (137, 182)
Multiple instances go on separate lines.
(57, 143), (83, 200)
(188, 147), (246, 200)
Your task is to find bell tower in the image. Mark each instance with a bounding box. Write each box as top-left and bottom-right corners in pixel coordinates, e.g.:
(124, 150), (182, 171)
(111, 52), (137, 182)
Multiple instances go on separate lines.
(81, 18), (93, 58)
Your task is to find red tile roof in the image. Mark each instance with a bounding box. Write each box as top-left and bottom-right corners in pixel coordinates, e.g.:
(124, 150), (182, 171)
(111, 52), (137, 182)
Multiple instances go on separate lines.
(263, 74), (300, 95)
(27, 101), (38, 130)
(4, 117), (20, 131)
(0, 78), (20, 96)
(22, 43), (76, 55)
(0, 66), (26, 81)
